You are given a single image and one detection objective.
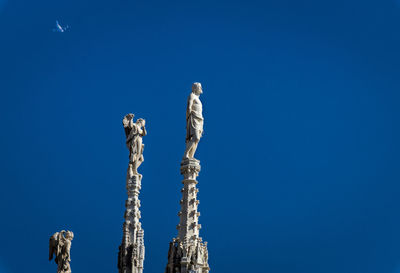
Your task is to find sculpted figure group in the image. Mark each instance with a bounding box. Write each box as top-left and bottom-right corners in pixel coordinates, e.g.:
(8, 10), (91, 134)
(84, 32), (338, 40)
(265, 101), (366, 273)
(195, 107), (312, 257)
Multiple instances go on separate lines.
(123, 113), (147, 176)
(49, 231), (74, 273)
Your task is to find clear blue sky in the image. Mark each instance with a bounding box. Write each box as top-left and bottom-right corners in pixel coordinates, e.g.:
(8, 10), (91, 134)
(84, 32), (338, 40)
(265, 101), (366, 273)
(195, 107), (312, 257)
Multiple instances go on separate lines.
(1, 0), (400, 273)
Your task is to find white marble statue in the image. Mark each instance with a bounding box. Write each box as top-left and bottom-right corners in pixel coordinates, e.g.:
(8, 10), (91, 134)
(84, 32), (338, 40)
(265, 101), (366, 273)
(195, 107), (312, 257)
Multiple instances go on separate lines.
(183, 83), (204, 159)
(123, 114), (147, 175)
(49, 230), (74, 273)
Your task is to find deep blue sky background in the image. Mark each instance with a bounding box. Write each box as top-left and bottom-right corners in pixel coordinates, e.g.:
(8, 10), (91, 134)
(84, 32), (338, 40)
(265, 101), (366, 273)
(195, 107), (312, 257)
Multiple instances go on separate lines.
(1, 0), (400, 273)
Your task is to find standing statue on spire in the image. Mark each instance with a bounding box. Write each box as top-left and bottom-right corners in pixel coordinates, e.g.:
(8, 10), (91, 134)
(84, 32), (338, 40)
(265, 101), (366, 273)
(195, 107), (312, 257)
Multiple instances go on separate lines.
(120, 114), (146, 273)
(183, 82), (204, 159)
(123, 114), (147, 176)
(165, 82), (209, 273)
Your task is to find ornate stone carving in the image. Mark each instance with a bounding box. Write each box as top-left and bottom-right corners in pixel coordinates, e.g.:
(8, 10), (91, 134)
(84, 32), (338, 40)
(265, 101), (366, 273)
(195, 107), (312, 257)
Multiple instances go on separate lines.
(180, 158), (201, 180)
(165, 86), (209, 273)
(119, 114), (146, 273)
(49, 230), (74, 273)
(183, 83), (204, 160)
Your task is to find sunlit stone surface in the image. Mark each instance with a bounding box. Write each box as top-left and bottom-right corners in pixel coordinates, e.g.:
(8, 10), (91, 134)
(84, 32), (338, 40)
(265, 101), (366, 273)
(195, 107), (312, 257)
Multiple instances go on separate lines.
(118, 114), (147, 273)
(166, 83), (210, 273)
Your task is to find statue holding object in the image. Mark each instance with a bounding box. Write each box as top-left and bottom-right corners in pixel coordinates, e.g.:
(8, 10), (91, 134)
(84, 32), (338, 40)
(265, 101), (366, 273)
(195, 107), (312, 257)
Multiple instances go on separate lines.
(49, 230), (74, 273)
(123, 113), (147, 176)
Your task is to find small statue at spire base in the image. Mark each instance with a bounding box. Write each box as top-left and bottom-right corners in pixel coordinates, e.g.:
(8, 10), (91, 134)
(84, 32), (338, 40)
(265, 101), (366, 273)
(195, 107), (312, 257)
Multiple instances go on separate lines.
(49, 230), (74, 273)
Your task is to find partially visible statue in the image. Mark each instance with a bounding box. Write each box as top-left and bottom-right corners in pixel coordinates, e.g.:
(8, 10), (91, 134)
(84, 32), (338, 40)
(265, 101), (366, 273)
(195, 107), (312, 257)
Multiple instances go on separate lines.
(123, 114), (147, 176)
(176, 242), (183, 259)
(49, 230), (74, 273)
(203, 242), (208, 264)
(183, 82), (204, 159)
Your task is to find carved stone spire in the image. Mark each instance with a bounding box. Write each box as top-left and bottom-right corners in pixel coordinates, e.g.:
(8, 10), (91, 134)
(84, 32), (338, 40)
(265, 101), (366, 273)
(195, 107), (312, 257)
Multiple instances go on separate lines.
(177, 159), (202, 243)
(165, 84), (210, 273)
(118, 114), (146, 273)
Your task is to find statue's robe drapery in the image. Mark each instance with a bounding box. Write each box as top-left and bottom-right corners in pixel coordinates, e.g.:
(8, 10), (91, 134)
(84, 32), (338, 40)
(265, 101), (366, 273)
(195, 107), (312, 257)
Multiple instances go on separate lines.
(186, 95), (203, 141)
(127, 124), (143, 163)
(49, 231), (73, 273)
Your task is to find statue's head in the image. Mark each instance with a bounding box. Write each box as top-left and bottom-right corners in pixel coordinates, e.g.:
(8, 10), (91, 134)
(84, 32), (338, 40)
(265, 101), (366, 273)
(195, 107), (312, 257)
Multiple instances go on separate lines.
(65, 231), (74, 240)
(137, 118), (145, 127)
(192, 82), (202, 95)
(125, 113), (134, 120)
